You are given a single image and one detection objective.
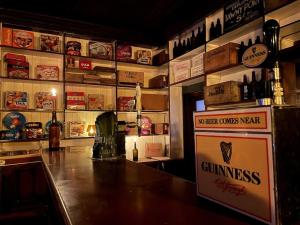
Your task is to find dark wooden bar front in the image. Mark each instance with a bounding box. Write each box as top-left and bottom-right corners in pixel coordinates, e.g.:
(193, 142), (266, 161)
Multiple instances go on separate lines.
(41, 147), (264, 225)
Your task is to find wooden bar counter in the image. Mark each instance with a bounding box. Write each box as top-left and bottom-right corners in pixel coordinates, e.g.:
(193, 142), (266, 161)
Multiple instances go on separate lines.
(41, 147), (263, 225)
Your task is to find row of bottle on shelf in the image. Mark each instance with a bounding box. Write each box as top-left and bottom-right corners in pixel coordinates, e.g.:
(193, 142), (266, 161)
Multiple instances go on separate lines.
(241, 69), (274, 101)
(173, 24), (206, 58)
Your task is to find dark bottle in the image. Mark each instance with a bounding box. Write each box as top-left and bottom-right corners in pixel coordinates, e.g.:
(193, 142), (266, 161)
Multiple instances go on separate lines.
(173, 41), (178, 58)
(266, 69), (274, 98)
(255, 35), (261, 44)
(250, 71), (257, 99)
(238, 41), (246, 63)
(187, 38), (191, 51)
(49, 111), (60, 151)
(182, 39), (187, 53)
(201, 23), (206, 45)
(259, 69), (267, 99)
(241, 75), (249, 100)
(178, 39), (183, 56)
(132, 142), (138, 161)
(248, 38), (253, 47)
(196, 26), (201, 47)
(209, 22), (215, 41)
(215, 18), (222, 38)
(191, 30), (196, 49)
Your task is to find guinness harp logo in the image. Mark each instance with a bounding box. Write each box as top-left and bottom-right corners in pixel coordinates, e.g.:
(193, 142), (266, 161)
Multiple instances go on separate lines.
(220, 141), (232, 164)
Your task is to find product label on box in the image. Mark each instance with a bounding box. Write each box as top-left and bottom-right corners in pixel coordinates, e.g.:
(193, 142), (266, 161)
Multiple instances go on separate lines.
(192, 53), (204, 67)
(174, 69), (190, 82)
(195, 132), (274, 224)
(191, 66), (204, 77)
(79, 60), (92, 70)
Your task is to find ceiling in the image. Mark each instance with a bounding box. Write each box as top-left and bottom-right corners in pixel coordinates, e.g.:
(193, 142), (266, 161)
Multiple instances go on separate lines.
(0, 0), (229, 45)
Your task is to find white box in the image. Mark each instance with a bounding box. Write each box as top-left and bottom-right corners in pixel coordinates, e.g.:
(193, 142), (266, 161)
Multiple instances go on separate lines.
(174, 69), (191, 83)
(191, 66), (204, 77)
(192, 53), (204, 67)
(173, 60), (191, 74)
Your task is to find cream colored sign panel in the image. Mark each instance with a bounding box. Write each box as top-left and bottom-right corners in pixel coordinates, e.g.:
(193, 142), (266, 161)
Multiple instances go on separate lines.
(195, 132), (275, 224)
(194, 107), (271, 132)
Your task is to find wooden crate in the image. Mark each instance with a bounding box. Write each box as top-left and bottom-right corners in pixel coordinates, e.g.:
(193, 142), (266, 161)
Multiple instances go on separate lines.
(204, 42), (239, 74)
(118, 71), (144, 86)
(204, 81), (241, 106)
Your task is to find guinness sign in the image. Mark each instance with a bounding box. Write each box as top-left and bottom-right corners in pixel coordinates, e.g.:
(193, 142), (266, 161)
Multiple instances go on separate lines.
(242, 43), (268, 68)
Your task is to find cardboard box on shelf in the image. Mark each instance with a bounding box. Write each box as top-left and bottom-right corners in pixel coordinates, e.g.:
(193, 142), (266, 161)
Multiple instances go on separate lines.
(12, 29), (34, 49)
(66, 92), (85, 109)
(191, 65), (204, 77)
(145, 143), (163, 157)
(148, 75), (168, 88)
(204, 42), (239, 74)
(204, 81), (241, 106)
(1, 27), (12, 46)
(173, 59), (191, 82)
(118, 71), (144, 86)
(87, 94), (104, 110)
(192, 53), (204, 67)
(141, 94), (168, 111)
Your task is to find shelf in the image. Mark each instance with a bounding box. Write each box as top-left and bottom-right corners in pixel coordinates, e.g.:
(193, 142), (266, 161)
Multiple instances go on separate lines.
(64, 81), (116, 87)
(206, 100), (257, 111)
(117, 84), (168, 91)
(65, 67), (115, 74)
(170, 45), (205, 62)
(0, 77), (64, 83)
(171, 74), (205, 87)
(207, 17), (263, 47)
(64, 136), (95, 140)
(116, 110), (168, 114)
(265, 0), (300, 26)
(279, 43), (300, 61)
(126, 134), (169, 137)
(0, 45), (63, 56)
(65, 54), (115, 63)
(0, 109), (64, 113)
(0, 138), (48, 143)
(117, 60), (162, 68)
(65, 109), (115, 112)
(206, 64), (254, 77)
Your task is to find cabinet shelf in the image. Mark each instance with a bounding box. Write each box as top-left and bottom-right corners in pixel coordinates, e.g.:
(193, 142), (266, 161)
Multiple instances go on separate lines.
(64, 136), (95, 140)
(207, 17), (264, 48)
(0, 109), (64, 113)
(206, 100), (257, 111)
(64, 81), (116, 87)
(170, 45), (205, 62)
(171, 74), (205, 87)
(65, 67), (115, 74)
(117, 60), (161, 68)
(0, 77), (64, 83)
(65, 109), (115, 112)
(0, 138), (48, 143)
(65, 54), (115, 63)
(0, 45), (63, 56)
(117, 84), (168, 91)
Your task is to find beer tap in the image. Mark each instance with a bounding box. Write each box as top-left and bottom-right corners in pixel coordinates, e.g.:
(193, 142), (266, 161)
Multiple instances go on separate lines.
(263, 19), (284, 105)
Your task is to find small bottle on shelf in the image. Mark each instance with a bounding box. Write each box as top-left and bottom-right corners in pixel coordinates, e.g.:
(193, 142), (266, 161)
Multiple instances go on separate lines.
(209, 22), (215, 41)
(241, 74), (249, 100)
(238, 41), (246, 63)
(250, 71), (257, 99)
(132, 142), (138, 161)
(178, 39), (183, 56)
(259, 69), (267, 99)
(201, 23), (206, 45)
(196, 26), (201, 47)
(248, 38), (253, 47)
(215, 18), (222, 38)
(187, 38), (191, 51)
(49, 111), (60, 151)
(182, 39), (187, 53)
(173, 41), (178, 58)
(191, 30), (196, 49)
(255, 35), (261, 44)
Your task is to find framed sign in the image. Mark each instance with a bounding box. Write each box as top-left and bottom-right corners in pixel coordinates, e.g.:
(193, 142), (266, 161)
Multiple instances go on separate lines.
(224, 0), (264, 33)
(195, 132), (275, 224)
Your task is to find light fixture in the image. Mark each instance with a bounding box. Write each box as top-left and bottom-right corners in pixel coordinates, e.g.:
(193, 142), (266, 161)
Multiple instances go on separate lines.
(87, 125), (96, 136)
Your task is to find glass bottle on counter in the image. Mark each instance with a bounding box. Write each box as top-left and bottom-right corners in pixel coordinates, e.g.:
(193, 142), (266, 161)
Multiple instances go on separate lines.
(201, 23), (206, 45)
(248, 38), (253, 47)
(182, 39), (187, 53)
(132, 142), (138, 161)
(187, 38), (191, 51)
(49, 111), (60, 151)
